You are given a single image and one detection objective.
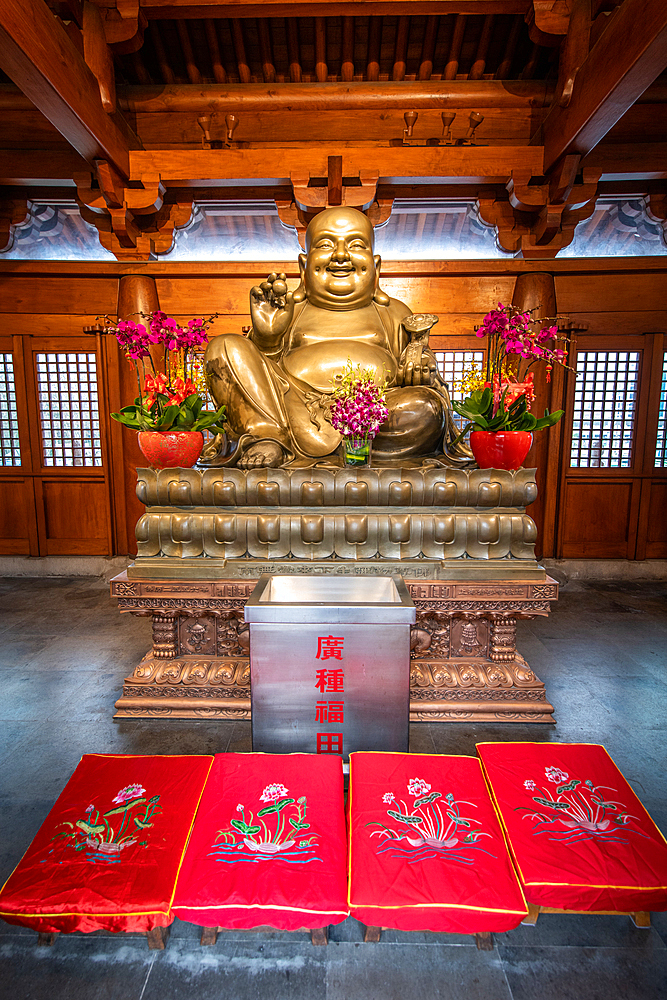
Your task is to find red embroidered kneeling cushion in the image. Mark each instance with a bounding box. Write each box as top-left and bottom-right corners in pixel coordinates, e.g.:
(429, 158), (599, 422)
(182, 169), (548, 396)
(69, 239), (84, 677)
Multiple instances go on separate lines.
(348, 752), (528, 933)
(172, 753), (349, 930)
(477, 742), (667, 913)
(0, 754), (213, 934)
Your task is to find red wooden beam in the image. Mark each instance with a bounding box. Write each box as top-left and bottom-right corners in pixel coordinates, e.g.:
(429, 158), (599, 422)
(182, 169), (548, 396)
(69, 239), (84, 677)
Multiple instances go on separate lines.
(540, 0), (667, 173)
(0, 0), (138, 179)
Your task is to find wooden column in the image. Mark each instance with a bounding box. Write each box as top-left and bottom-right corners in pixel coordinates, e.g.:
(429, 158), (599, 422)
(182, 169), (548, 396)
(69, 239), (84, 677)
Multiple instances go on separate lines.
(116, 274), (162, 553)
(512, 272), (560, 559)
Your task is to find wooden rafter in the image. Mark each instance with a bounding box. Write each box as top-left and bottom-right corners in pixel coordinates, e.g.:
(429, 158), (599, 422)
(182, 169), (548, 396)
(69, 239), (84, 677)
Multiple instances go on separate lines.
(0, 0), (140, 178)
(114, 80), (554, 112)
(539, 0), (667, 173)
(120, 2), (532, 17)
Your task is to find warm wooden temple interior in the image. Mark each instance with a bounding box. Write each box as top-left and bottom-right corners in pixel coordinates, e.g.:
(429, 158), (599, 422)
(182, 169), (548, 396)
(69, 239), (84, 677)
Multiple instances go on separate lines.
(1, 0), (666, 569)
(1, 3), (667, 994)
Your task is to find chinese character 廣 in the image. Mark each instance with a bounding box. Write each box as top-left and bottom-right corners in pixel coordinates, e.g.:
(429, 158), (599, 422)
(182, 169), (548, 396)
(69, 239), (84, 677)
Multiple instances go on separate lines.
(316, 635), (344, 660)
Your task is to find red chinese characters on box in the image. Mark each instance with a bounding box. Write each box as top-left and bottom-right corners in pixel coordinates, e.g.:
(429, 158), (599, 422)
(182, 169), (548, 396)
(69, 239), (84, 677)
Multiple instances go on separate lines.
(317, 733), (343, 754)
(316, 635), (344, 660)
(315, 701), (345, 724)
(315, 636), (344, 754)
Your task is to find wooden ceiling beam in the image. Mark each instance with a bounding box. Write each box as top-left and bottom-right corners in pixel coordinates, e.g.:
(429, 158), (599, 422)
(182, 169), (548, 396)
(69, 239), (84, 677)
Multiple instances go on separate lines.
(130, 144), (545, 185)
(0, 0), (138, 178)
(115, 80), (554, 112)
(539, 0), (667, 174)
(130, 2), (531, 17)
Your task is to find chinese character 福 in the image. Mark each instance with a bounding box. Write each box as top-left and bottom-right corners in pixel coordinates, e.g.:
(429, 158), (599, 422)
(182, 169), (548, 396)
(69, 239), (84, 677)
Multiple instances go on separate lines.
(315, 701), (345, 724)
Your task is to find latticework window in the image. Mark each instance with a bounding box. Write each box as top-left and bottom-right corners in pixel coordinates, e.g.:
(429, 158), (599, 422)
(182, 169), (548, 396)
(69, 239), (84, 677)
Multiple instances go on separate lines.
(36, 353), (102, 467)
(570, 351), (640, 468)
(655, 351), (667, 468)
(434, 350), (485, 429)
(434, 350), (485, 400)
(0, 354), (21, 466)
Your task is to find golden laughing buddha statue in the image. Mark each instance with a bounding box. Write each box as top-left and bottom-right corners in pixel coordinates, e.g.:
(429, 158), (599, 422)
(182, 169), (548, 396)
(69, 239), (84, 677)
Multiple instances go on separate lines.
(203, 206), (472, 469)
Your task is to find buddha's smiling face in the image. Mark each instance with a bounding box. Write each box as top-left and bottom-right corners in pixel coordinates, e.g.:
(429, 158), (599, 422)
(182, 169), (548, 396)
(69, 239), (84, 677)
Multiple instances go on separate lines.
(301, 208), (380, 311)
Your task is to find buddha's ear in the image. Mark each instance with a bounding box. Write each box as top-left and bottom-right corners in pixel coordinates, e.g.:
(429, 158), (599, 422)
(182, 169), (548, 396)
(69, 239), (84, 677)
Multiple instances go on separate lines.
(293, 253), (307, 303)
(373, 255), (390, 306)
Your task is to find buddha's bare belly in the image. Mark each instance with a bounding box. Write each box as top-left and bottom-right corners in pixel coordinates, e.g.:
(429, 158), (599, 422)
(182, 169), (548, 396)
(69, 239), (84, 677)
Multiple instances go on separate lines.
(283, 341), (398, 393)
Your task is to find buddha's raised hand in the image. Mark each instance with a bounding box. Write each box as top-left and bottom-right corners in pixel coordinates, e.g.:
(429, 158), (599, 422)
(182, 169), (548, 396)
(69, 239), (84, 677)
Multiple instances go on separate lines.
(249, 272), (295, 350)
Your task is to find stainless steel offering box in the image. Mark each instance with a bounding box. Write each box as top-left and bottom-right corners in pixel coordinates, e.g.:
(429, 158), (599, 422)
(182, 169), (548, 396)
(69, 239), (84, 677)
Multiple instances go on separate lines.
(245, 575), (416, 759)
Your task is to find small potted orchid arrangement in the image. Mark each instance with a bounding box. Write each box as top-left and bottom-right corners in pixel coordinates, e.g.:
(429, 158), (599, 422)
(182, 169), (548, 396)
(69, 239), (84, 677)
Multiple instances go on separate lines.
(452, 303), (570, 470)
(102, 310), (226, 469)
(325, 361), (389, 466)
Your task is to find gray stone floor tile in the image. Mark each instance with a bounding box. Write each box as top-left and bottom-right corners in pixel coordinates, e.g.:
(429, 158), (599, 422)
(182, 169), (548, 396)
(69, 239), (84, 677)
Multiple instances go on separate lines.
(498, 943), (667, 1000)
(0, 934), (153, 999)
(500, 913), (666, 950)
(325, 941), (512, 1000)
(142, 936), (327, 1000)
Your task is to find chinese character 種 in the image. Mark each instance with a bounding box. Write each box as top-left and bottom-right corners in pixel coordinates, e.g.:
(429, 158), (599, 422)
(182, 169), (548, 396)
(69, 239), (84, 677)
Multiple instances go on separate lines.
(316, 635), (344, 660)
(315, 701), (345, 724)
(315, 669), (345, 694)
(317, 733), (343, 755)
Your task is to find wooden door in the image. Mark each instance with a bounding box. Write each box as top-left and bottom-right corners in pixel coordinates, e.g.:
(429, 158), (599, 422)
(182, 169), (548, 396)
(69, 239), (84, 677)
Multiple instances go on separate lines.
(557, 334), (667, 560)
(0, 334), (115, 556)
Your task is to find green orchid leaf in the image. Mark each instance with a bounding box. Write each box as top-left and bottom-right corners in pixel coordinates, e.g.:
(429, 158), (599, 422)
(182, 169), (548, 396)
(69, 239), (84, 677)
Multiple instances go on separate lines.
(154, 405), (179, 430)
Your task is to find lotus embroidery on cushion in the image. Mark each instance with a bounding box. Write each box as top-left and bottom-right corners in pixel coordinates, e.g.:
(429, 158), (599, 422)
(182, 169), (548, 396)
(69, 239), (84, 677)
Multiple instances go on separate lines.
(367, 778), (495, 865)
(515, 766), (650, 844)
(209, 783), (322, 864)
(45, 784), (162, 864)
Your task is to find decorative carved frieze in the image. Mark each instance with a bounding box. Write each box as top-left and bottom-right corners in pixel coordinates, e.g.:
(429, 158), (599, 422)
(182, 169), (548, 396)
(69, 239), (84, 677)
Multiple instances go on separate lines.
(135, 467), (540, 509)
(112, 574), (556, 723)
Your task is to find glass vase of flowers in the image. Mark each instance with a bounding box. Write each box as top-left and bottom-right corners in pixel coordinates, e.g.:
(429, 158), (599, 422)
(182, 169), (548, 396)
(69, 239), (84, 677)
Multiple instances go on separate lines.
(324, 361), (389, 467)
(101, 310), (226, 468)
(452, 303), (570, 470)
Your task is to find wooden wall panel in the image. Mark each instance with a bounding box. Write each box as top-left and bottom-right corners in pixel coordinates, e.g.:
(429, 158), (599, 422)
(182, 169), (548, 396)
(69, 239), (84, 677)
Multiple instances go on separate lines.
(555, 274), (667, 316)
(560, 480), (640, 559)
(0, 478), (37, 555)
(645, 481), (667, 558)
(37, 479), (110, 555)
(0, 278), (117, 314)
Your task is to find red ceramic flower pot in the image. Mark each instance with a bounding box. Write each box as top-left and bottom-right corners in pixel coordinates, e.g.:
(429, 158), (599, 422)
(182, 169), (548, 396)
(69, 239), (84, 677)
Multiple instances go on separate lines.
(469, 430), (533, 471)
(137, 430), (204, 469)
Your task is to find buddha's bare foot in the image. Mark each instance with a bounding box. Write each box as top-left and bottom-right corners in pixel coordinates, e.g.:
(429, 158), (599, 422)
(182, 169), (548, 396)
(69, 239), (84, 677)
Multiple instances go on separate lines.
(238, 440), (286, 469)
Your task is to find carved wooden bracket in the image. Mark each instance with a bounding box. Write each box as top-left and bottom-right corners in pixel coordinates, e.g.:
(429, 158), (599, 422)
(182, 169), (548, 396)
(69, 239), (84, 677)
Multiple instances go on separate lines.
(0, 199), (30, 253)
(101, 0), (147, 54)
(477, 164), (600, 259)
(75, 162), (192, 259)
(276, 161), (393, 247)
(526, 0), (572, 46)
(645, 191), (667, 248)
